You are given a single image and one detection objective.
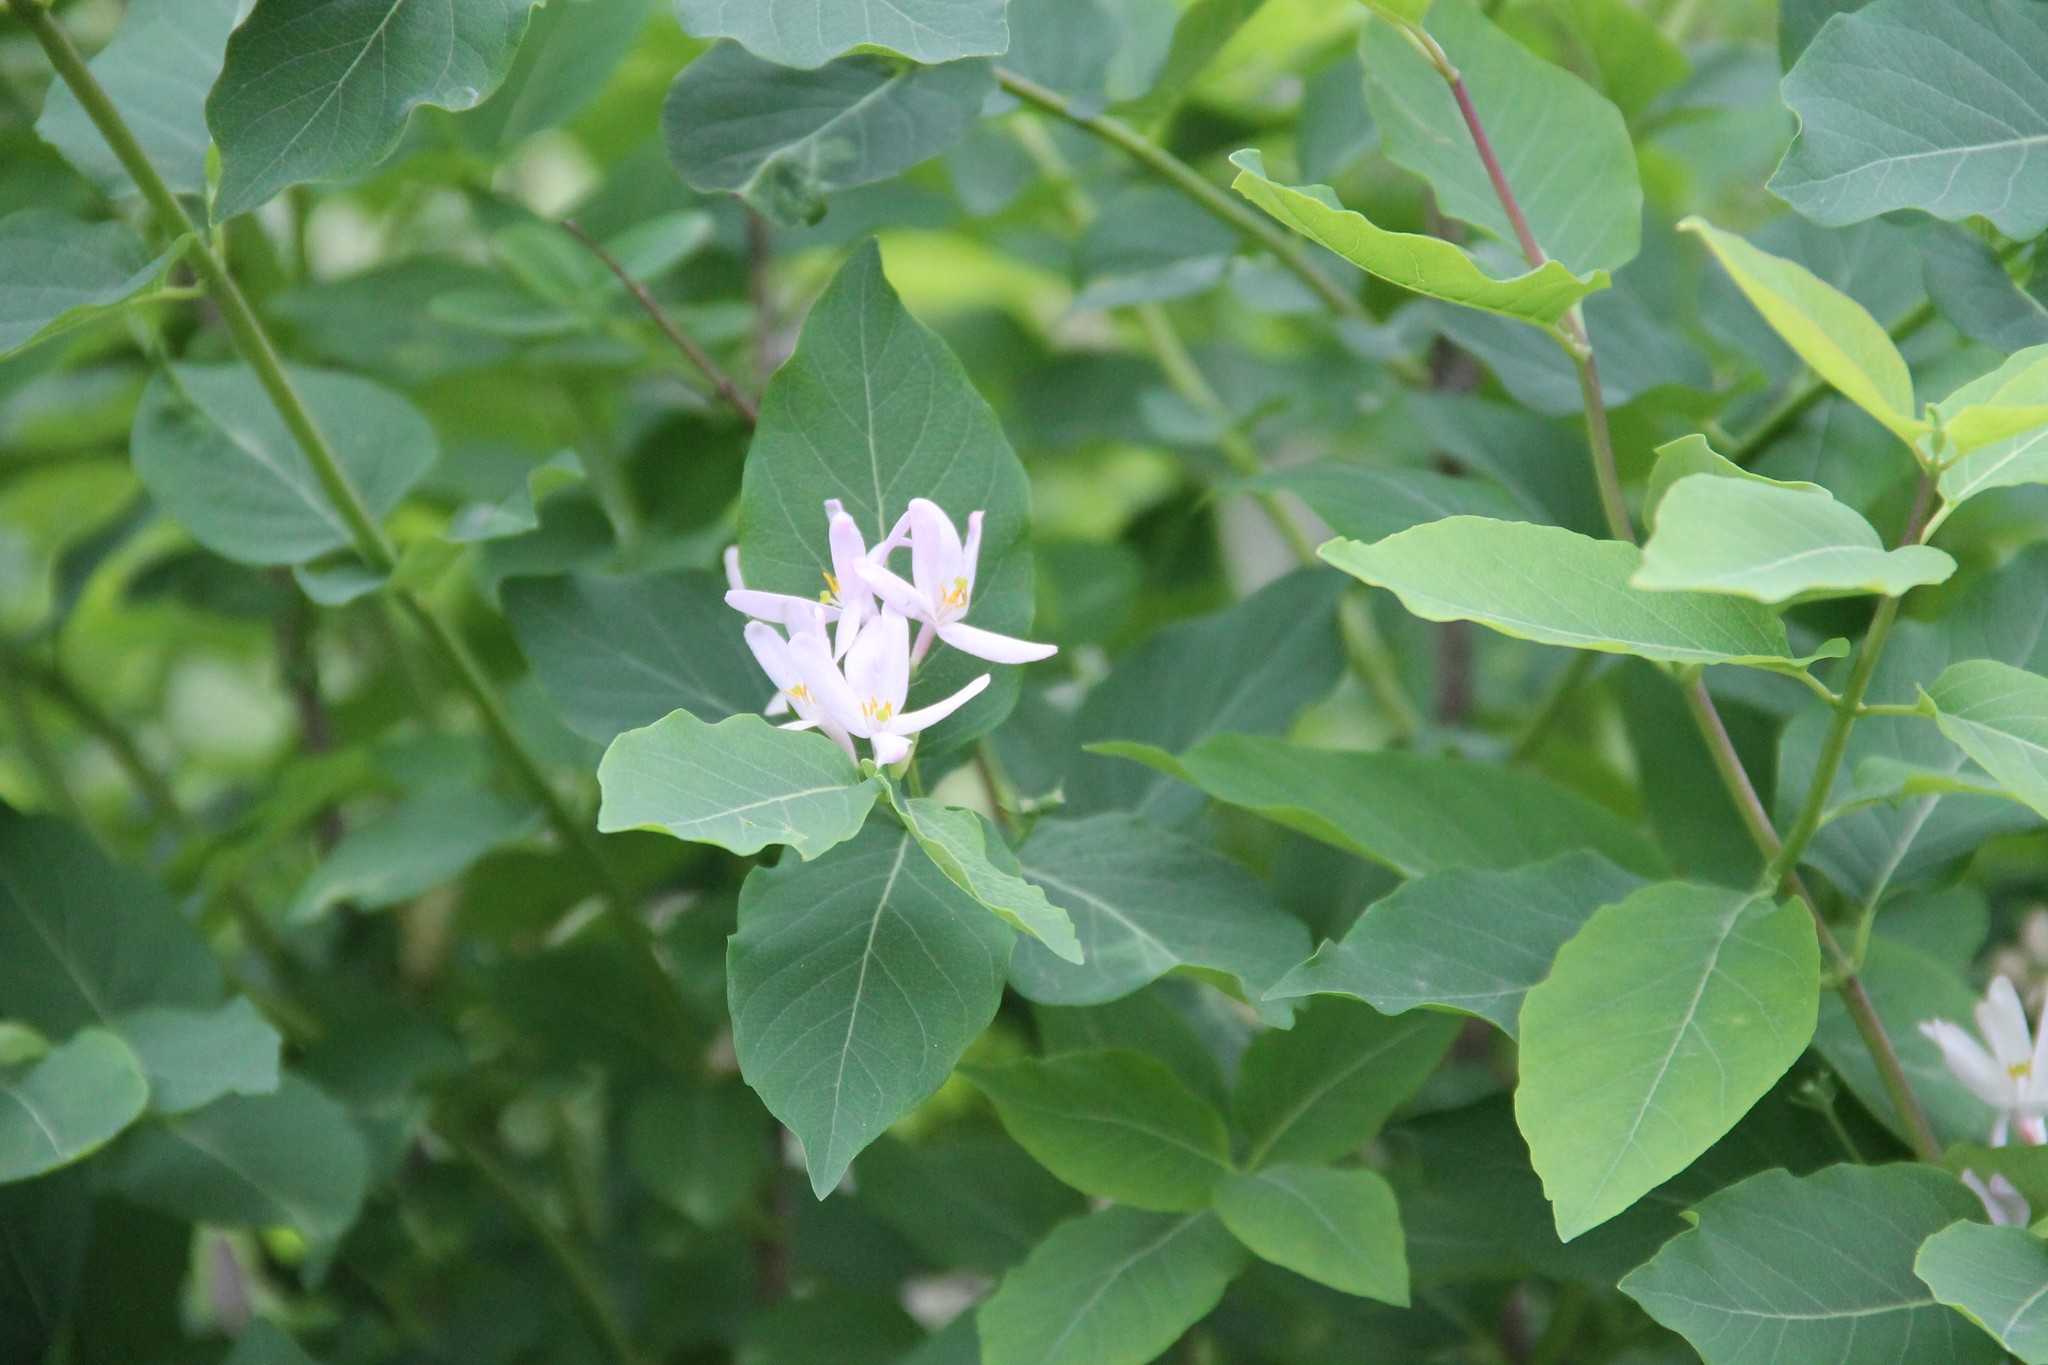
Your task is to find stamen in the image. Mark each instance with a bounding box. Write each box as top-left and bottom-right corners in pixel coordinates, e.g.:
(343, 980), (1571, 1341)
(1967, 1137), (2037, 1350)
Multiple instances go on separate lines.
(788, 684), (812, 704)
(821, 570), (841, 603)
(2012, 1061), (2033, 1082)
(941, 576), (969, 610)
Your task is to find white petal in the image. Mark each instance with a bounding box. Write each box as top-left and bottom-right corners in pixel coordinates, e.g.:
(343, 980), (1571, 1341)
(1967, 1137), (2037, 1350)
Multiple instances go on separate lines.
(843, 612), (893, 715)
(936, 620), (1059, 664)
(962, 509), (984, 597)
(789, 629), (865, 736)
(907, 498), (961, 608)
(894, 672), (991, 734)
(765, 691), (791, 717)
(872, 505), (916, 560)
(744, 621), (800, 692)
(723, 544), (745, 591)
(876, 610), (910, 712)
(869, 732), (912, 766)
(1962, 1169), (2033, 1226)
(1980, 976), (2034, 1072)
(777, 718), (817, 731)
(727, 588), (836, 633)
(829, 511), (874, 608)
(1921, 1018), (2015, 1109)
(854, 559), (934, 622)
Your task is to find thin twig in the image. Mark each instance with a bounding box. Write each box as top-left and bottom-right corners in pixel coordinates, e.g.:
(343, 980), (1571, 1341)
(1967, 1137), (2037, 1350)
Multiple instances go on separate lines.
(1430, 21), (1942, 1161)
(560, 219), (758, 426)
(994, 66), (1366, 320)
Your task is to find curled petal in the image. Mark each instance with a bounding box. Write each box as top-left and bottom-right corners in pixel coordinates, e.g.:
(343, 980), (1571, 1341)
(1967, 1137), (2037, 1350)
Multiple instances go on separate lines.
(962, 509), (984, 596)
(907, 498), (963, 609)
(788, 628), (866, 737)
(728, 588), (837, 634)
(743, 621), (800, 693)
(1921, 1017), (2014, 1110)
(723, 545), (745, 591)
(844, 611), (911, 715)
(936, 620), (1058, 665)
(1979, 976), (2035, 1073)
(1962, 1169), (2033, 1227)
(854, 559), (934, 623)
(765, 691), (791, 717)
(894, 672), (991, 735)
(870, 732), (912, 767)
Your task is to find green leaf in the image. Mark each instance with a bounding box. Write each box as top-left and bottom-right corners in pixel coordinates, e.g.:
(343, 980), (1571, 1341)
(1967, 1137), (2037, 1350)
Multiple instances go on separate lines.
(224, 1321), (323, 1365)
(1916, 1222), (2048, 1364)
(287, 787), (541, 922)
(965, 1050), (1232, 1211)
(1213, 1164), (1408, 1305)
(1783, 622), (2033, 907)
(737, 240), (1033, 751)
(1635, 475), (1955, 603)
(672, 0), (1009, 68)
(34, 0), (242, 198)
(1621, 1165), (2000, 1364)
(1234, 998), (1459, 1169)
(728, 823), (1014, 1197)
(0, 1029), (148, 1183)
(1515, 883), (1820, 1241)
(876, 782), (1081, 962)
(0, 1169), (90, 1365)
(1923, 659), (2048, 820)
(0, 210), (168, 360)
(1642, 433), (1821, 531)
(1939, 351), (2048, 507)
(1772, 0), (2048, 239)
(452, 0), (658, 151)
(1098, 733), (1665, 878)
(207, 0), (546, 220)
(0, 813), (222, 1037)
(855, 1134), (1085, 1272)
(596, 711), (880, 861)
(625, 1077), (769, 1227)
(1228, 151), (1607, 327)
(131, 363), (436, 567)
(1067, 570), (1343, 822)
(1925, 227), (2048, 354)
(102, 1076), (370, 1256)
(1267, 851), (1645, 1037)
(1008, 813), (1311, 1022)
(1943, 1143), (2048, 1214)
(1361, 0), (1640, 274)
(1323, 516), (1847, 672)
(1071, 184), (1237, 311)
(1682, 218), (1926, 448)
(1239, 461), (1531, 544)
(505, 569), (762, 744)
(977, 1209), (1248, 1365)
(664, 45), (993, 226)
(446, 450), (585, 543)
(1816, 939), (1998, 1149)
(117, 999), (282, 1116)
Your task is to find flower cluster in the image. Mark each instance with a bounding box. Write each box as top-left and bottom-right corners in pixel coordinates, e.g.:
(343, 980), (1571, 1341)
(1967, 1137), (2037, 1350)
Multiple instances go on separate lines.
(724, 499), (1055, 766)
(1920, 975), (2046, 1225)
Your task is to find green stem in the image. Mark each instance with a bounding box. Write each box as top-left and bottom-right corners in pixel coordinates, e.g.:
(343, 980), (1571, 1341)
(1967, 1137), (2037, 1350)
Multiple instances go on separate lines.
(1429, 22), (1941, 1162)
(440, 1125), (651, 1365)
(5, 0), (395, 575)
(1, 657), (86, 826)
(1340, 592), (1424, 741)
(5, 646), (182, 825)
(1509, 652), (1597, 761)
(993, 66), (1365, 321)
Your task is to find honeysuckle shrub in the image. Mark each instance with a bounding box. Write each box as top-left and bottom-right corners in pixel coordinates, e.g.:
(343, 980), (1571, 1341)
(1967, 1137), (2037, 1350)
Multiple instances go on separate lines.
(11, 0), (2048, 1361)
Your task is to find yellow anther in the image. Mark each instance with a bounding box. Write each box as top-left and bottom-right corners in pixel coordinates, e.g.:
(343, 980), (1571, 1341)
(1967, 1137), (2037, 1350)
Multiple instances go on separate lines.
(821, 570), (841, 602)
(860, 698), (895, 724)
(788, 684), (812, 704)
(2012, 1061), (2034, 1082)
(941, 576), (969, 610)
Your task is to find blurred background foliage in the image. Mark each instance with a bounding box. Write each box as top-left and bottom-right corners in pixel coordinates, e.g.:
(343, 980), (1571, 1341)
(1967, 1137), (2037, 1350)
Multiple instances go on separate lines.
(7, 0), (2048, 1362)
